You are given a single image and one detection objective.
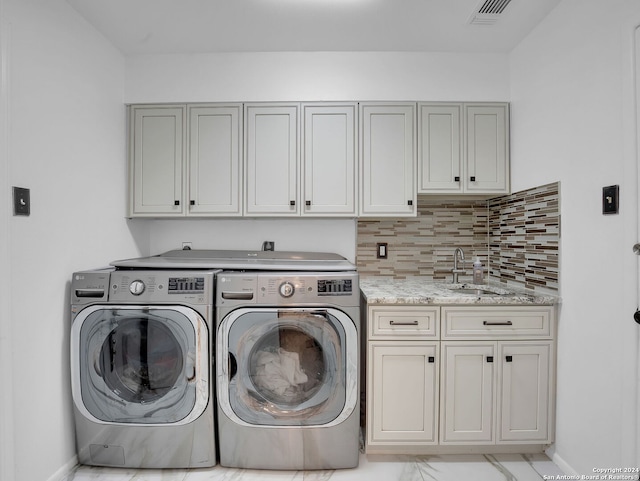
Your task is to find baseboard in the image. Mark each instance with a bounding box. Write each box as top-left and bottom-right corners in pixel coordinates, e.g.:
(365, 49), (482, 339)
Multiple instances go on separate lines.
(548, 447), (578, 477)
(46, 455), (78, 481)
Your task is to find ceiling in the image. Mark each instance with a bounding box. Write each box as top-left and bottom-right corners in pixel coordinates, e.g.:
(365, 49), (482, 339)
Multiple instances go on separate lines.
(66, 0), (561, 55)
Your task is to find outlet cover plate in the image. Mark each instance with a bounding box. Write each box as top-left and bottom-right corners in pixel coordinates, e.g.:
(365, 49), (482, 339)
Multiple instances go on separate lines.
(13, 187), (30, 216)
(603, 185), (619, 215)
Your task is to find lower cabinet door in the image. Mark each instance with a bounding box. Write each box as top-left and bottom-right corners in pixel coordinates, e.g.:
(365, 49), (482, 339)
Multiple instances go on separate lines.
(498, 341), (553, 443)
(367, 342), (439, 446)
(440, 341), (496, 444)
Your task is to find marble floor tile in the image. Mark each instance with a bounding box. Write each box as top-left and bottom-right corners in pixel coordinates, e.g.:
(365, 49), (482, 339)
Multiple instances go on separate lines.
(62, 452), (565, 481)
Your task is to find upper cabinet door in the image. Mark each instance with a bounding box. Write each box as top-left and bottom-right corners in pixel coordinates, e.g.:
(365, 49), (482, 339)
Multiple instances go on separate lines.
(360, 103), (416, 217)
(129, 105), (186, 216)
(188, 105), (242, 216)
(303, 104), (357, 216)
(245, 104), (299, 216)
(465, 104), (510, 194)
(418, 104), (462, 193)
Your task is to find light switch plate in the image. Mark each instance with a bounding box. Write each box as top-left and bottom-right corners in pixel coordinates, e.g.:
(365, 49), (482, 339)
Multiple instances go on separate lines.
(603, 185), (619, 215)
(13, 187), (30, 216)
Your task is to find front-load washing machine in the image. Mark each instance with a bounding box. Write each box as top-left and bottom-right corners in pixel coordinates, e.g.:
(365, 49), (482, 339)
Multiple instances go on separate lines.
(216, 270), (360, 470)
(70, 268), (219, 468)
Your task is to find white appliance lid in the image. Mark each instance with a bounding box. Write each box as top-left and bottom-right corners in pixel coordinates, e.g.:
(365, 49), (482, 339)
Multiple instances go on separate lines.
(110, 249), (356, 271)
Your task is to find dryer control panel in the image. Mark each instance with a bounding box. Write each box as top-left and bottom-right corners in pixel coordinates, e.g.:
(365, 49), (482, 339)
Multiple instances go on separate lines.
(108, 270), (217, 305)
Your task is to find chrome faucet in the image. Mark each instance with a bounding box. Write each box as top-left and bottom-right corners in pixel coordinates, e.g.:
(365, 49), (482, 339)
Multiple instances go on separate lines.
(452, 247), (466, 283)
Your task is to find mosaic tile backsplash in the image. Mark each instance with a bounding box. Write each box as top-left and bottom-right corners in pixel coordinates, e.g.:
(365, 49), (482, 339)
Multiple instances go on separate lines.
(356, 182), (560, 293)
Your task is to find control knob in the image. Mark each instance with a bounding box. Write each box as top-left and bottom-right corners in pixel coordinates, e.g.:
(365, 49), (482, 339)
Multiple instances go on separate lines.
(129, 280), (146, 296)
(279, 281), (295, 298)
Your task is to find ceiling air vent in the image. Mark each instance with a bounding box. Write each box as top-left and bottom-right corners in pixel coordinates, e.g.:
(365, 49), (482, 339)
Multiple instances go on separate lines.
(468, 0), (513, 25)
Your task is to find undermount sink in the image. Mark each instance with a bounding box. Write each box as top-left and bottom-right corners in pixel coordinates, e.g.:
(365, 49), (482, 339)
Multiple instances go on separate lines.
(445, 284), (515, 296)
(454, 288), (498, 296)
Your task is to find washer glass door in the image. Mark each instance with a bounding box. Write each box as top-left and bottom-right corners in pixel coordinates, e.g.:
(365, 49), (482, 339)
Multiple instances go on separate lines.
(218, 308), (358, 427)
(71, 305), (209, 425)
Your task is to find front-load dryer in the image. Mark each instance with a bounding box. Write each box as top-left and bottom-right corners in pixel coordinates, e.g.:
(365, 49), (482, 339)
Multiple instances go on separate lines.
(216, 270), (360, 470)
(70, 269), (219, 468)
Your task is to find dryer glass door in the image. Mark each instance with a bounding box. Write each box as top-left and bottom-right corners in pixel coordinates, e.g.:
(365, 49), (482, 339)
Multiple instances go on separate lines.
(218, 307), (358, 427)
(71, 305), (210, 425)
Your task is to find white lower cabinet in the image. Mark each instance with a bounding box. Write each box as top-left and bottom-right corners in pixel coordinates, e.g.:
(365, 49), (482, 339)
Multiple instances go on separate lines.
(368, 342), (439, 446)
(365, 304), (555, 454)
(498, 341), (552, 443)
(440, 340), (553, 445)
(440, 341), (495, 444)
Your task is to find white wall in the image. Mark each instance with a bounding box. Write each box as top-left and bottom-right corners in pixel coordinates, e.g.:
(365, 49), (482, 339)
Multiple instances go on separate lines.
(125, 51), (510, 103)
(10, 2), (634, 478)
(1, 1), (141, 480)
(125, 51), (511, 258)
(510, 0), (640, 473)
(0, 1), (15, 480)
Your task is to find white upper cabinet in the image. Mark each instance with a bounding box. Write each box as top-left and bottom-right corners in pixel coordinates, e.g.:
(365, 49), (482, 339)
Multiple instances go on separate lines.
(129, 104), (242, 217)
(465, 104), (509, 193)
(128, 100), (508, 218)
(303, 103), (357, 216)
(418, 102), (510, 195)
(360, 103), (416, 217)
(245, 104), (299, 216)
(188, 105), (242, 216)
(129, 105), (186, 216)
(418, 104), (462, 193)
(245, 102), (357, 217)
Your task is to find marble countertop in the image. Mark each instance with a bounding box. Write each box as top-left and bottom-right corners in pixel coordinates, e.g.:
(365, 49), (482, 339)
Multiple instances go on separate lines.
(360, 277), (558, 305)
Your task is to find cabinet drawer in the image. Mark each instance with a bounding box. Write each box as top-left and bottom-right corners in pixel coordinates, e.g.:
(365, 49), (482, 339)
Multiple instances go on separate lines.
(442, 306), (553, 339)
(369, 306), (439, 339)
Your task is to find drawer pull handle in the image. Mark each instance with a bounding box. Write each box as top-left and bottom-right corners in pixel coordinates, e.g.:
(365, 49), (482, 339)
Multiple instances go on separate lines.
(389, 320), (419, 326)
(482, 320), (513, 326)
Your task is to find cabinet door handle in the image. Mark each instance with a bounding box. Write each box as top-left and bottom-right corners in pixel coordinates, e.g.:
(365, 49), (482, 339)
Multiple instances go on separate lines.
(486, 356), (494, 363)
(482, 320), (513, 326)
(389, 320), (419, 326)
(506, 355), (513, 363)
(174, 200), (180, 206)
(470, 176), (476, 182)
(305, 200), (311, 206)
(407, 200), (413, 206)
(428, 356), (435, 363)
(454, 176), (460, 182)
(190, 200), (195, 206)
(290, 200), (296, 206)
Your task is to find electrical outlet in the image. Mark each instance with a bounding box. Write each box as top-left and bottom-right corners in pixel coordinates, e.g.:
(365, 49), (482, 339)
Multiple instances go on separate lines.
(262, 241), (275, 251)
(13, 187), (30, 216)
(377, 243), (388, 259)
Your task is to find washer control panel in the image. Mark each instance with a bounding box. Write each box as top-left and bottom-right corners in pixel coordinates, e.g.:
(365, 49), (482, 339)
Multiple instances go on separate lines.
(216, 271), (358, 307)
